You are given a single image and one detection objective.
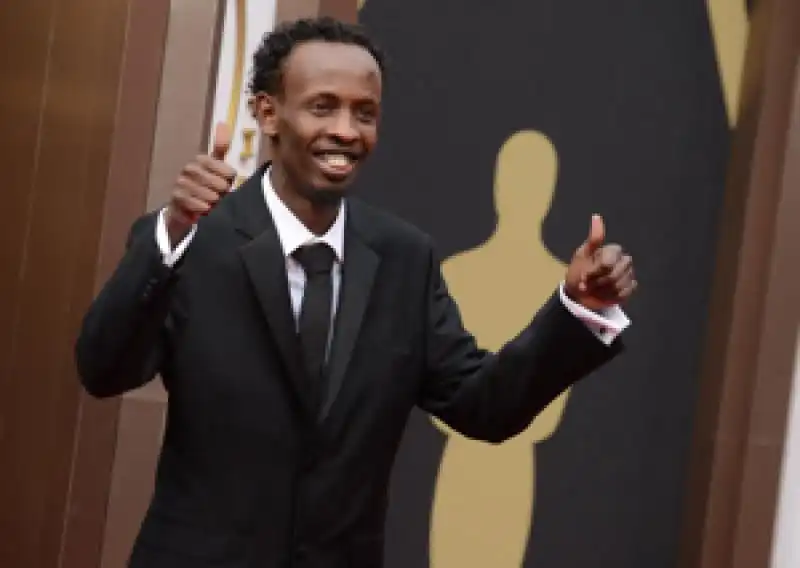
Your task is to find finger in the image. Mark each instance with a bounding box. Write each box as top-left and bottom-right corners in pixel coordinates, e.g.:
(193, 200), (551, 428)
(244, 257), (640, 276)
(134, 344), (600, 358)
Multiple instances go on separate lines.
(584, 214), (605, 255)
(588, 270), (637, 302)
(211, 122), (232, 160)
(616, 277), (638, 300)
(195, 154), (238, 183)
(592, 254), (632, 287)
(584, 244), (622, 280)
(176, 176), (222, 206)
(183, 162), (232, 194)
(173, 185), (214, 216)
(177, 194), (213, 216)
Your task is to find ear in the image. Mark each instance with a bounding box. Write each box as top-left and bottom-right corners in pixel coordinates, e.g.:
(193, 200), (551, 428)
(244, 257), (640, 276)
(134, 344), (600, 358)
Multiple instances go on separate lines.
(252, 92), (279, 138)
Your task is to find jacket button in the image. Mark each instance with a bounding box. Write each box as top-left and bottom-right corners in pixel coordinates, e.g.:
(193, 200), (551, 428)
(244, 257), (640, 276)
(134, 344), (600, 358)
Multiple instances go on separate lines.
(141, 278), (160, 301)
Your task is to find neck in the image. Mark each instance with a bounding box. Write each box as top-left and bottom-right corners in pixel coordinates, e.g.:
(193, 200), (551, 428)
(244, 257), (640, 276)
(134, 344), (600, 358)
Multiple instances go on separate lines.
(269, 163), (341, 236)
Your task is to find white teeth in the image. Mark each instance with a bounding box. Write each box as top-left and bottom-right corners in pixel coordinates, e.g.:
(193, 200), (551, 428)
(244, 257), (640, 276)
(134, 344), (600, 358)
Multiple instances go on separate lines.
(322, 154), (350, 168)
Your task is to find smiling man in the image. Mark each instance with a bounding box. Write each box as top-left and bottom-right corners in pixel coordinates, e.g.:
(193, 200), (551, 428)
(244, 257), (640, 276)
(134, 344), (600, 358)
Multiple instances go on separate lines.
(75, 17), (637, 568)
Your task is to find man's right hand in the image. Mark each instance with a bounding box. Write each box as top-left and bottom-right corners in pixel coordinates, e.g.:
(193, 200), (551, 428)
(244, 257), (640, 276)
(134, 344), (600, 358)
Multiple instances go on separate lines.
(165, 122), (236, 247)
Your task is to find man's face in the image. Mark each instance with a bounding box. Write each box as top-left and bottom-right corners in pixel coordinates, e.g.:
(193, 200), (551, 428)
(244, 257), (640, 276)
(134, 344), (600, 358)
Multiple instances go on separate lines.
(258, 41), (382, 203)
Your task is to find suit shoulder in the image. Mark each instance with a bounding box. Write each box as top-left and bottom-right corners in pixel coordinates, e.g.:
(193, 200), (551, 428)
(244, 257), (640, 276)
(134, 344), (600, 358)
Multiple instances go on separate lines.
(348, 199), (434, 253)
(125, 209), (160, 245)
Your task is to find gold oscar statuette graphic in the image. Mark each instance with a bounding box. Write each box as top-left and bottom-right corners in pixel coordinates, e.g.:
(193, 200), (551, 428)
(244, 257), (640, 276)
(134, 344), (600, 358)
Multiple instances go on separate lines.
(220, 0), (252, 187)
(240, 128), (257, 160)
(707, 0), (748, 127)
(429, 130), (565, 567)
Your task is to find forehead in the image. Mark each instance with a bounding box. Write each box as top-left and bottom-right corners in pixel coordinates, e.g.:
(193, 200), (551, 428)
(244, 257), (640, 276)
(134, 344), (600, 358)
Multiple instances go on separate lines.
(282, 41), (382, 100)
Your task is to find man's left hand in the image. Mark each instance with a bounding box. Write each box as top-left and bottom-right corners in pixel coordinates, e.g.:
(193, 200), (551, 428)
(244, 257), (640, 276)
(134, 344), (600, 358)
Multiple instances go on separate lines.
(564, 215), (637, 311)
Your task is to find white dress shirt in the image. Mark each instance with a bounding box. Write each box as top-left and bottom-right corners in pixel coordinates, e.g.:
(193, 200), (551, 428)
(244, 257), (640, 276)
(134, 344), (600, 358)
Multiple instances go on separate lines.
(155, 169), (630, 345)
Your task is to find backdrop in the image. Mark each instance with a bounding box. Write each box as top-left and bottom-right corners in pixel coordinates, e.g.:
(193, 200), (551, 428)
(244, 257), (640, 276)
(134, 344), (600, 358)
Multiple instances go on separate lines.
(347, 1), (749, 567)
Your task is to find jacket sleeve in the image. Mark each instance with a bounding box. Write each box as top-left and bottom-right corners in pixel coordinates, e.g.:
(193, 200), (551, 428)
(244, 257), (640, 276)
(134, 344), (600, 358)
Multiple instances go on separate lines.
(417, 246), (624, 444)
(74, 212), (179, 398)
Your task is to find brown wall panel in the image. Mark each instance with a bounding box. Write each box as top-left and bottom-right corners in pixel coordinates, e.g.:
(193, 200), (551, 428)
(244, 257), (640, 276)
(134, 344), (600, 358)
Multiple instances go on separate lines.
(0, 0), (58, 446)
(275, 0), (357, 24)
(731, 52), (800, 568)
(0, 0), (136, 566)
(679, 0), (800, 564)
(275, 0), (320, 23)
(59, 0), (172, 566)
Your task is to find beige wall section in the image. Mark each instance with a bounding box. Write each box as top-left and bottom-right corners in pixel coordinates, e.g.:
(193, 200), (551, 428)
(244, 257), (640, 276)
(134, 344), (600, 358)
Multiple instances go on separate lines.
(146, 0), (226, 212)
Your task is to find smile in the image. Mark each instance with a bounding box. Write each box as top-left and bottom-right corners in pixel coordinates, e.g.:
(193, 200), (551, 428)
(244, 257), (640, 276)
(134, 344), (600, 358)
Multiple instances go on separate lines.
(314, 152), (358, 179)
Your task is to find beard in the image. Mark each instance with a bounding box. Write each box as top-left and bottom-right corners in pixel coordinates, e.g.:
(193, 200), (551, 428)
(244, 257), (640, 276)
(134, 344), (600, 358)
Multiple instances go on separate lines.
(306, 186), (347, 207)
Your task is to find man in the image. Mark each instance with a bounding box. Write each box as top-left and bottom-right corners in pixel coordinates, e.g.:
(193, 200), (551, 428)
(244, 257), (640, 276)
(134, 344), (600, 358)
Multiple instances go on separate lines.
(75, 17), (636, 568)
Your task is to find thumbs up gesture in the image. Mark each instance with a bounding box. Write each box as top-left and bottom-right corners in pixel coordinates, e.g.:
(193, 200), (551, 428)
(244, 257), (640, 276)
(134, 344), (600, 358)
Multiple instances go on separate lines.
(165, 122), (237, 246)
(564, 215), (637, 311)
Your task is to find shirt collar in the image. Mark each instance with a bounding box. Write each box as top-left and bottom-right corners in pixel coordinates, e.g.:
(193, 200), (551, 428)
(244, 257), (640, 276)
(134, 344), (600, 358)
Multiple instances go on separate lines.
(262, 167), (345, 262)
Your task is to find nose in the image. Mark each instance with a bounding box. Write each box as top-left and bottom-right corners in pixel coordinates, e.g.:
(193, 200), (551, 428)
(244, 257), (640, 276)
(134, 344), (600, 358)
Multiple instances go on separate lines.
(328, 110), (359, 143)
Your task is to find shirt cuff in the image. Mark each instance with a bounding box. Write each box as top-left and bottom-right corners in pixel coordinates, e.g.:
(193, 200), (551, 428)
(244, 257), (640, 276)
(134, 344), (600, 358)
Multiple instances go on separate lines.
(558, 282), (631, 346)
(155, 208), (197, 268)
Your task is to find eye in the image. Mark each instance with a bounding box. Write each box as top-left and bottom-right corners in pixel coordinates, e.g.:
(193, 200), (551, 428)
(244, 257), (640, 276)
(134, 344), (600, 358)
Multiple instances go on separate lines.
(355, 104), (378, 124)
(308, 97), (336, 116)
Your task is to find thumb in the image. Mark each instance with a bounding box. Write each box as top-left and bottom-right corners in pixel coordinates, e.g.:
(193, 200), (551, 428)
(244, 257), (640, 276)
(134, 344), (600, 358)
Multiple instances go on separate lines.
(584, 214), (605, 254)
(211, 121), (232, 160)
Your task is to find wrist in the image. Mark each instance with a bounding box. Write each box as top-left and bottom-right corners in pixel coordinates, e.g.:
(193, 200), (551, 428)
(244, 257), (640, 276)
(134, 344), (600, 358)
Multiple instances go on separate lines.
(562, 281), (609, 313)
(563, 280), (579, 302)
(165, 208), (192, 248)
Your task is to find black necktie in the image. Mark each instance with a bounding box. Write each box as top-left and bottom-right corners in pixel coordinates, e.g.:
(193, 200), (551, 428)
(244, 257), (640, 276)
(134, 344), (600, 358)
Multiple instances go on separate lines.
(293, 243), (336, 409)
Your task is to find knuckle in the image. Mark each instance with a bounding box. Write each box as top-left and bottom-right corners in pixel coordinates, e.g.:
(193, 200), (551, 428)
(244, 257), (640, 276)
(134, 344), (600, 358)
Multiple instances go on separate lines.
(208, 158), (226, 172)
(212, 177), (229, 193)
(172, 185), (188, 201)
(183, 161), (201, 177)
(189, 200), (208, 213)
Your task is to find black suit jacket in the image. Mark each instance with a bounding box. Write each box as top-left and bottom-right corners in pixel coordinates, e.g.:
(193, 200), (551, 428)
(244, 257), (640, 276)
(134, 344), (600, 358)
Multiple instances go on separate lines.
(75, 166), (623, 567)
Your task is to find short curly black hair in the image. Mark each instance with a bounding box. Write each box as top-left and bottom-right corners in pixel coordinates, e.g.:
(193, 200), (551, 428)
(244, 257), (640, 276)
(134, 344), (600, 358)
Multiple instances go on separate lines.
(248, 17), (386, 96)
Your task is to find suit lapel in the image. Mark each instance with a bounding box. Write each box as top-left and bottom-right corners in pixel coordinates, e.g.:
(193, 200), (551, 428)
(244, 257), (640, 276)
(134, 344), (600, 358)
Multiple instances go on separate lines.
(321, 209), (380, 420)
(228, 171), (382, 422)
(230, 166), (314, 418)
